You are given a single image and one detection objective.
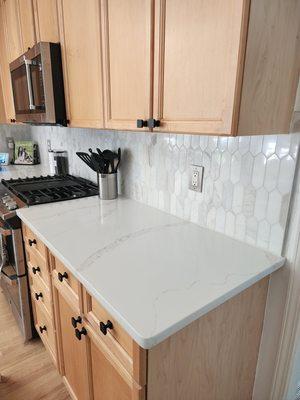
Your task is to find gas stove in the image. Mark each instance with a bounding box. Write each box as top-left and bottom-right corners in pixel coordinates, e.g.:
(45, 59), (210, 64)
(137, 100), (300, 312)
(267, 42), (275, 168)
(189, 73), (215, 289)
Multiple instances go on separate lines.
(0, 174), (98, 220)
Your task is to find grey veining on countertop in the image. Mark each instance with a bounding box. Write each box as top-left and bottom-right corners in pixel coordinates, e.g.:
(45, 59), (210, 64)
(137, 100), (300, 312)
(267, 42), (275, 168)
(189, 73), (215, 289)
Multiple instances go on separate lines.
(17, 195), (285, 349)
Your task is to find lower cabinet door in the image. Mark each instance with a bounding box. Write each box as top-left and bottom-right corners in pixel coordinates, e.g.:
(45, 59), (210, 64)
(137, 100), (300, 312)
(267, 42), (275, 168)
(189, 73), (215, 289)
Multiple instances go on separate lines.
(56, 291), (90, 400)
(87, 327), (145, 400)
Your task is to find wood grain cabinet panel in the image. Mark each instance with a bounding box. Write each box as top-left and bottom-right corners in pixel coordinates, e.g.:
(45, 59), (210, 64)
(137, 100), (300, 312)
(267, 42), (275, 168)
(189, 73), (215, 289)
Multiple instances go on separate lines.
(33, 0), (59, 43)
(153, 0), (248, 135)
(101, 0), (153, 130)
(1, 0), (23, 62)
(18, 0), (36, 50)
(152, 0), (300, 135)
(57, 0), (104, 128)
(54, 291), (91, 400)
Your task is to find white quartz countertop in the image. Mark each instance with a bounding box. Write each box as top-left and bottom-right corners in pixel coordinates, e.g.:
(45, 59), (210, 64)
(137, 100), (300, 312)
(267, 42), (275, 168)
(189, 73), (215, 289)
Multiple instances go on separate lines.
(16, 196), (285, 349)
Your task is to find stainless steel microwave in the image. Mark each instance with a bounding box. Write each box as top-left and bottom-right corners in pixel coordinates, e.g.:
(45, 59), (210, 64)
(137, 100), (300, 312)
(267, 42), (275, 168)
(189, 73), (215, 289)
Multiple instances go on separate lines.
(9, 42), (67, 126)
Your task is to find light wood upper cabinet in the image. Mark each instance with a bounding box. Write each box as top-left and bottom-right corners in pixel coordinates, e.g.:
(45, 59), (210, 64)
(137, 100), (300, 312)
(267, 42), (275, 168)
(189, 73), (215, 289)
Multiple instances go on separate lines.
(152, 0), (300, 135)
(33, 0), (59, 43)
(237, 0), (300, 135)
(18, 0), (36, 50)
(57, 0), (104, 128)
(1, 0), (23, 62)
(153, 0), (247, 135)
(101, 0), (153, 130)
(1, 0), (36, 60)
(0, 2), (16, 122)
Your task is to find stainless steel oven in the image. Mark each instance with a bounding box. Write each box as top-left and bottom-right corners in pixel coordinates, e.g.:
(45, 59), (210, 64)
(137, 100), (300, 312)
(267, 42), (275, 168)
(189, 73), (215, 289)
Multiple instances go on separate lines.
(9, 42), (67, 126)
(0, 217), (33, 341)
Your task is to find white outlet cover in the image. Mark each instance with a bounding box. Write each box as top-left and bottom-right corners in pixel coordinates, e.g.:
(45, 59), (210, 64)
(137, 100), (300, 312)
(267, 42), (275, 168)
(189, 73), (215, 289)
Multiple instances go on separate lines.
(189, 165), (204, 192)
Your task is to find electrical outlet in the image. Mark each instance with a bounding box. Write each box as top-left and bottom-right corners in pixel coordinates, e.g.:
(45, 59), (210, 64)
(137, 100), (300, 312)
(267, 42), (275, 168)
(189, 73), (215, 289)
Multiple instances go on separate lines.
(189, 165), (204, 192)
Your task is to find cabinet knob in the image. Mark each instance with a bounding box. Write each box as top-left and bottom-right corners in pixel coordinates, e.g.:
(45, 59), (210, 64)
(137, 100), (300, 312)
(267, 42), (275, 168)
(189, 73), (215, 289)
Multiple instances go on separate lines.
(99, 320), (113, 336)
(28, 238), (37, 247)
(32, 266), (40, 274)
(58, 272), (68, 282)
(35, 292), (43, 301)
(75, 327), (87, 341)
(136, 119), (148, 128)
(39, 325), (47, 334)
(147, 118), (160, 129)
(71, 316), (82, 328)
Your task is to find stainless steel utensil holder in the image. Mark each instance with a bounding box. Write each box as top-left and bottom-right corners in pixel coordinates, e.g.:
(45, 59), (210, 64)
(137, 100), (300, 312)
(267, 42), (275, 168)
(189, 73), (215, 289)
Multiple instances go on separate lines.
(97, 172), (118, 200)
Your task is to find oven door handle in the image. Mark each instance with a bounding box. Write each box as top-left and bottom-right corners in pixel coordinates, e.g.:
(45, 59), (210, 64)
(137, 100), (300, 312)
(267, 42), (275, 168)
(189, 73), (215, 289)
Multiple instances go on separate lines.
(24, 58), (36, 111)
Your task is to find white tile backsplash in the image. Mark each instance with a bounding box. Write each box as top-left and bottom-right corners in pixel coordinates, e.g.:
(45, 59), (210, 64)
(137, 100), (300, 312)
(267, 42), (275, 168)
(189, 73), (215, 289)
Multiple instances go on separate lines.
(1, 124), (299, 255)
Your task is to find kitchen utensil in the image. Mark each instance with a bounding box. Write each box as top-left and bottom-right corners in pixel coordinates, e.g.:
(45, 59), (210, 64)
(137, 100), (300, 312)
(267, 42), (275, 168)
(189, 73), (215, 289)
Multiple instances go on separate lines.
(76, 152), (97, 172)
(98, 172), (118, 200)
(49, 150), (68, 175)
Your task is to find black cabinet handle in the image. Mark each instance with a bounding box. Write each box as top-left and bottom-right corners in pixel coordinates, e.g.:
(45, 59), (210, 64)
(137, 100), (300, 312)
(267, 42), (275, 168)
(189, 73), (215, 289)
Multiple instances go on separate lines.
(75, 327), (87, 341)
(28, 238), (37, 247)
(32, 266), (40, 274)
(58, 272), (68, 282)
(10, 119), (16, 123)
(147, 118), (160, 129)
(35, 292), (43, 301)
(71, 316), (82, 328)
(136, 119), (148, 128)
(39, 325), (47, 334)
(99, 320), (113, 336)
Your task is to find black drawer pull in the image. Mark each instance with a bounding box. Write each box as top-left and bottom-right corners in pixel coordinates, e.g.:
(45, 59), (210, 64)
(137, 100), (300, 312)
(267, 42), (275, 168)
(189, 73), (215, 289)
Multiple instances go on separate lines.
(32, 266), (40, 274)
(71, 316), (82, 328)
(147, 118), (160, 129)
(99, 320), (113, 336)
(35, 292), (43, 301)
(58, 272), (68, 282)
(28, 239), (37, 247)
(75, 327), (87, 341)
(39, 325), (47, 334)
(136, 119), (148, 128)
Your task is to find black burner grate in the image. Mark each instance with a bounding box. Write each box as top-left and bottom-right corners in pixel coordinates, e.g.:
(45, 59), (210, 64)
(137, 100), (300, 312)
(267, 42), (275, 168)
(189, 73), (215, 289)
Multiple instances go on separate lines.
(2, 175), (98, 205)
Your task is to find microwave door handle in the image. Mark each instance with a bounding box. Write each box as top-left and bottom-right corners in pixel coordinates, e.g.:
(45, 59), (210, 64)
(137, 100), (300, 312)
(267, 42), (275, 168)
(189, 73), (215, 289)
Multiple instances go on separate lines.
(24, 58), (36, 111)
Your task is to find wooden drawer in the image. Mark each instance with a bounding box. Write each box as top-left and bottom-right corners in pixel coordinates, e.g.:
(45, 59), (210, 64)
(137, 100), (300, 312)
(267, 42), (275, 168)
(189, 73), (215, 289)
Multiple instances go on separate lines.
(32, 295), (56, 364)
(29, 270), (52, 318)
(52, 257), (80, 309)
(26, 249), (50, 287)
(23, 224), (47, 260)
(83, 289), (140, 381)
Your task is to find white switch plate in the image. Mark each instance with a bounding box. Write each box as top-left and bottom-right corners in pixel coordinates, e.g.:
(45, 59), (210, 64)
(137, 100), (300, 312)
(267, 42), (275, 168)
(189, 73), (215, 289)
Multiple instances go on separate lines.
(189, 165), (204, 192)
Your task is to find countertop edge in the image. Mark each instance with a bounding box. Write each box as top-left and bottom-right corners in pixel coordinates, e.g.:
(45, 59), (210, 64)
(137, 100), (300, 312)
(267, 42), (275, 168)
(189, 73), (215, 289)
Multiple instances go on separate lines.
(17, 210), (285, 349)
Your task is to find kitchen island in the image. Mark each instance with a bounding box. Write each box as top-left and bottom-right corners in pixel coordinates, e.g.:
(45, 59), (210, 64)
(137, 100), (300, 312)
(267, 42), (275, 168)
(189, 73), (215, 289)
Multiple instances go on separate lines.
(17, 196), (284, 400)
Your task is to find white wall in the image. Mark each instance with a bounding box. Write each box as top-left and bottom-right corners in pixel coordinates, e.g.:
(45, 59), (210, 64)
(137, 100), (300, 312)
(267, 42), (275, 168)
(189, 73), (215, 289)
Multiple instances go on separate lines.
(28, 125), (300, 255)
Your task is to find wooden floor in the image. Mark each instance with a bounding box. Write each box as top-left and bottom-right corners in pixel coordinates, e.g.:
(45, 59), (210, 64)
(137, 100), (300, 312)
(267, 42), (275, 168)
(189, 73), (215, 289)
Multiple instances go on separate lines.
(0, 289), (70, 400)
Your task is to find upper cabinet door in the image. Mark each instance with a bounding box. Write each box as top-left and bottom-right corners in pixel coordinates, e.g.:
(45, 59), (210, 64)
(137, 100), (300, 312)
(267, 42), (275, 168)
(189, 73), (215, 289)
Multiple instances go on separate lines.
(18, 0), (36, 51)
(101, 0), (153, 130)
(57, 0), (104, 128)
(153, 0), (248, 135)
(33, 0), (59, 42)
(1, 0), (23, 62)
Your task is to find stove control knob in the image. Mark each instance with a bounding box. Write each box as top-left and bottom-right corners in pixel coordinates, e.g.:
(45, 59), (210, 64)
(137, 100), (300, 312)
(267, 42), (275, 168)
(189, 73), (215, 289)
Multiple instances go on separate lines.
(2, 195), (12, 204)
(7, 201), (18, 211)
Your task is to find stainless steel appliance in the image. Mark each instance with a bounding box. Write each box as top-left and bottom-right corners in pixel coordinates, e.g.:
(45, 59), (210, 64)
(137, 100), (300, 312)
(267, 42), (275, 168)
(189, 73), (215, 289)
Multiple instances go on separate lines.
(9, 42), (67, 126)
(0, 186), (32, 341)
(0, 175), (98, 341)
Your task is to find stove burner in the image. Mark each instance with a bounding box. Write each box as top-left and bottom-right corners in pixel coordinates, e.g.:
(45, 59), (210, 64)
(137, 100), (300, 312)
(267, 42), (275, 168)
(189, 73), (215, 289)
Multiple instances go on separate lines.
(2, 175), (99, 206)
